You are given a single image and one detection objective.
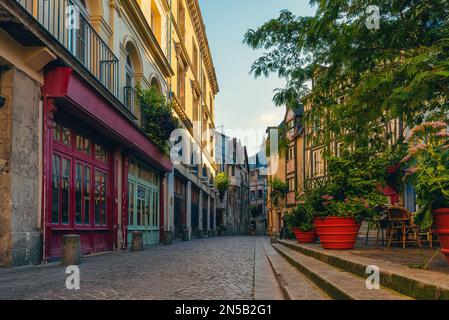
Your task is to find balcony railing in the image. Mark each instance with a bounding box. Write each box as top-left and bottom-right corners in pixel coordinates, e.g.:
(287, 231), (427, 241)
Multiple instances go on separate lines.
(15, 0), (119, 98)
(123, 86), (138, 114)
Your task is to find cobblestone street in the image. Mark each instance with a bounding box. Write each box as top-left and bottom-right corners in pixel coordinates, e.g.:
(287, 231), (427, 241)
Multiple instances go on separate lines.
(0, 237), (283, 300)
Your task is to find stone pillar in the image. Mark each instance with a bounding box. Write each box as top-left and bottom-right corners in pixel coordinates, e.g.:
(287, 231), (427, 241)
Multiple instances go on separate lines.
(207, 195), (211, 232)
(61, 235), (81, 266)
(0, 68), (42, 267)
(198, 189), (203, 238)
(213, 197), (217, 231)
(185, 181), (192, 240)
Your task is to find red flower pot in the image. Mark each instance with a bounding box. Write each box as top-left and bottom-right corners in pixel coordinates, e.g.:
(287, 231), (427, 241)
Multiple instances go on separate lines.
(314, 217), (361, 250)
(433, 208), (449, 265)
(293, 228), (317, 243)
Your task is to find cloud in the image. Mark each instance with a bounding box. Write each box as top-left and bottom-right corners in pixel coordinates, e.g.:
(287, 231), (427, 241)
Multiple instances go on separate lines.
(260, 109), (284, 125)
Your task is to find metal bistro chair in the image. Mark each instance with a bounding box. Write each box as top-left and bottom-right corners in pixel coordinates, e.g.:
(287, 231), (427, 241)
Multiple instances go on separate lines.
(386, 206), (421, 249)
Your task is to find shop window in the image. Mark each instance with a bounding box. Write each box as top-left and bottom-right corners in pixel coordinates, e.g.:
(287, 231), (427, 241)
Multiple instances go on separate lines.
(76, 134), (91, 155)
(137, 185), (146, 226)
(51, 155), (61, 224)
(152, 190), (158, 227)
(53, 123), (71, 147)
(75, 164), (92, 225)
(95, 144), (107, 163)
(61, 158), (70, 224)
(128, 181), (135, 225)
(95, 170), (107, 225)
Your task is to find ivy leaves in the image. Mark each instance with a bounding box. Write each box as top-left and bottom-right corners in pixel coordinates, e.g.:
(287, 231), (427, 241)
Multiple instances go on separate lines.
(137, 86), (179, 157)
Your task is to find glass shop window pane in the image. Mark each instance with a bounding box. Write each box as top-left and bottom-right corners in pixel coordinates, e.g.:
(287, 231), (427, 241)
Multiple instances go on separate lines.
(61, 158), (71, 225)
(52, 155), (61, 224)
(128, 182), (135, 226)
(84, 167), (91, 224)
(75, 164), (82, 224)
(53, 123), (61, 142)
(62, 127), (71, 147)
(95, 171), (107, 225)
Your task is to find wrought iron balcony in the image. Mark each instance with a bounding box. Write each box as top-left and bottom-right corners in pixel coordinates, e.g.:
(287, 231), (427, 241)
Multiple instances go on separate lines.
(15, 0), (119, 98)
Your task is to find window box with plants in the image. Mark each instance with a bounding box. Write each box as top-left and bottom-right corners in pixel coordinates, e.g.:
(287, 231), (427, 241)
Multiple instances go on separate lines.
(402, 121), (449, 264)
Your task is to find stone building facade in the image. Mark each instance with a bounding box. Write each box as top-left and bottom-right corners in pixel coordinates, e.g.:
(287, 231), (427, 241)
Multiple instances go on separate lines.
(215, 134), (250, 235)
(249, 161), (268, 236)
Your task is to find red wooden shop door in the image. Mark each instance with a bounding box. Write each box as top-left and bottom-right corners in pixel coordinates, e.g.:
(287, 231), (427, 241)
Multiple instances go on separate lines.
(48, 119), (113, 258)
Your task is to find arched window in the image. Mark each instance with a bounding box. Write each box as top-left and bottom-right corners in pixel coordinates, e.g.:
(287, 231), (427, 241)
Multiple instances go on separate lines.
(124, 54), (135, 112)
(150, 77), (162, 94)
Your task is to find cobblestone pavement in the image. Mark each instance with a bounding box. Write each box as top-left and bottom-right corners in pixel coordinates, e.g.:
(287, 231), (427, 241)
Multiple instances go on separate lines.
(0, 236), (283, 300)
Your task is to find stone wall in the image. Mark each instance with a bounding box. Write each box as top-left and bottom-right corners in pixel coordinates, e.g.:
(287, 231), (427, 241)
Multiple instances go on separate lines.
(0, 68), (42, 267)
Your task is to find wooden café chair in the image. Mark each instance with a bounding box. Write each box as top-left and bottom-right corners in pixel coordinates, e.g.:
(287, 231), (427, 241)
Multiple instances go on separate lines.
(386, 206), (421, 249)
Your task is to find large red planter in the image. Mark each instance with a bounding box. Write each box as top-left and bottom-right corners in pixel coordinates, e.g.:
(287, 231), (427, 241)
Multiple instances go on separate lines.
(293, 228), (317, 243)
(314, 217), (361, 250)
(433, 208), (449, 265)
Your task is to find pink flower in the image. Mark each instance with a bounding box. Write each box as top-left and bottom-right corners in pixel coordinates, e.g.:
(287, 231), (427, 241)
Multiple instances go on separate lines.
(436, 132), (449, 138)
(400, 154), (413, 163)
(408, 144), (427, 155)
(321, 194), (334, 201)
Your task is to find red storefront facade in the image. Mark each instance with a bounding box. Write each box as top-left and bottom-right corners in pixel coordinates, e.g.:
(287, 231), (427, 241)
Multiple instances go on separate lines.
(42, 66), (173, 260)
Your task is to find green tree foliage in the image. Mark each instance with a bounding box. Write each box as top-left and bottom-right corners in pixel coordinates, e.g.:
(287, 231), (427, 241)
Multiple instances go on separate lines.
(402, 121), (449, 229)
(137, 86), (179, 156)
(244, 1), (449, 146)
(269, 177), (288, 206)
(216, 172), (230, 200)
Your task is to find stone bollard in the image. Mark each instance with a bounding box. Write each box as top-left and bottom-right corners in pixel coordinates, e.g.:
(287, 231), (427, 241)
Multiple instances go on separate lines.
(131, 231), (143, 251)
(164, 231), (173, 245)
(61, 235), (81, 266)
(182, 228), (190, 241)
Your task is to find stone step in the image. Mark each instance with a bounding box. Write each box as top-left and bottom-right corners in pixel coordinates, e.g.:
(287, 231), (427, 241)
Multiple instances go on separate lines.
(277, 239), (449, 300)
(262, 241), (330, 300)
(272, 243), (412, 300)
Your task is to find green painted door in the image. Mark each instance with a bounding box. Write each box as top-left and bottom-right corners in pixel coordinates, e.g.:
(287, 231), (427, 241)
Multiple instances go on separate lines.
(127, 159), (160, 245)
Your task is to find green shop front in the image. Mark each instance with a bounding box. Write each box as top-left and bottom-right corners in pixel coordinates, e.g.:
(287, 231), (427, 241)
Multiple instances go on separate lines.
(127, 158), (161, 245)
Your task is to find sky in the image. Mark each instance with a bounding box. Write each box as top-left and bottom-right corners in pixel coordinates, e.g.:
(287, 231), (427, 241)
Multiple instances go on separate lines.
(198, 0), (316, 156)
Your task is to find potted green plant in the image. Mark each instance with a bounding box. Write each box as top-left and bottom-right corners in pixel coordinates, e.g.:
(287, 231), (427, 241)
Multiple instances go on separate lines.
(285, 195), (317, 243)
(401, 121), (449, 264)
(269, 177), (287, 207)
(312, 148), (387, 250)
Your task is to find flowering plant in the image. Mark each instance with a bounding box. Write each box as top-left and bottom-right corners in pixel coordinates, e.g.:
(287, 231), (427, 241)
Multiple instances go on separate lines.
(285, 194), (316, 232)
(401, 121), (449, 230)
(319, 194), (386, 223)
